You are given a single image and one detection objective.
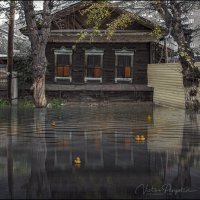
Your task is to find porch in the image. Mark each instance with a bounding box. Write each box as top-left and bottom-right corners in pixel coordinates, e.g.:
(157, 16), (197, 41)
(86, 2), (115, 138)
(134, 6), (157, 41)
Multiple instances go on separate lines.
(45, 83), (153, 102)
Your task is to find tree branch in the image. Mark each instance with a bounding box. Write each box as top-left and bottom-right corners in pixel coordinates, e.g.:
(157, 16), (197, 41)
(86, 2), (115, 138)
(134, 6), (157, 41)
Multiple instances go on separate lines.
(21, 1), (38, 45)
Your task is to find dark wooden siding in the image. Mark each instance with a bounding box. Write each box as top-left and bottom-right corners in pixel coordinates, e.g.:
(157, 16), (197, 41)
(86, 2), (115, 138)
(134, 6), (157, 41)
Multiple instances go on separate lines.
(51, 7), (152, 31)
(46, 42), (150, 84)
(72, 47), (85, 83)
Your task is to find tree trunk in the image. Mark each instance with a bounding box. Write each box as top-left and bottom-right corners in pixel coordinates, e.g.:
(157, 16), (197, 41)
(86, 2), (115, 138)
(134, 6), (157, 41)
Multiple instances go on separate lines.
(21, 1), (52, 108)
(172, 26), (200, 111)
(7, 1), (15, 104)
(172, 113), (196, 189)
(152, 0), (200, 111)
(178, 44), (200, 111)
(32, 44), (47, 108)
(33, 60), (47, 107)
(32, 53), (47, 108)
(184, 85), (199, 111)
(33, 75), (46, 108)
(32, 45), (46, 108)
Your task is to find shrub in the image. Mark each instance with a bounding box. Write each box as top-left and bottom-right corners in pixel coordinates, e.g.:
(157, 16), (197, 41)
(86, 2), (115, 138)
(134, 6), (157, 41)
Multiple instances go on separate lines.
(14, 54), (33, 97)
(48, 98), (64, 108)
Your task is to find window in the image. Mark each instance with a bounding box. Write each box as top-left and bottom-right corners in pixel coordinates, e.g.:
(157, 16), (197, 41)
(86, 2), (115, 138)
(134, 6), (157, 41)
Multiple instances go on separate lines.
(87, 55), (101, 77)
(115, 48), (134, 83)
(54, 47), (72, 82)
(85, 48), (104, 83)
(117, 56), (131, 78)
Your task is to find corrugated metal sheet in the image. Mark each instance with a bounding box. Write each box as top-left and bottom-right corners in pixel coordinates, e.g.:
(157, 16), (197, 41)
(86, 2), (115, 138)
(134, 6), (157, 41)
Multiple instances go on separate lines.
(148, 63), (200, 109)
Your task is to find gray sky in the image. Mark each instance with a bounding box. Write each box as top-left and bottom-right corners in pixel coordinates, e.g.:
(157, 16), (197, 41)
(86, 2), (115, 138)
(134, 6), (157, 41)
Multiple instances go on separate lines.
(0, 1), (43, 25)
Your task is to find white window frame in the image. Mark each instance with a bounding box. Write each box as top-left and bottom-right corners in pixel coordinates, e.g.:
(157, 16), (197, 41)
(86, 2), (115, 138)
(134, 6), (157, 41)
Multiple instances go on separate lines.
(115, 48), (134, 83)
(84, 48), (104, 83)
(54, 46), (72, 82)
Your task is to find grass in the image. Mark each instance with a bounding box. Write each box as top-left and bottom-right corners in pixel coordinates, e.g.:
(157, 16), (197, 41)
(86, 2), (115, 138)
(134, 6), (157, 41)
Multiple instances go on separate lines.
(0, 97), (64, 108)
(18, 97), (64, 108)
(0, 99), (9, 107)
(18, 99), (34, 107)
(48, 98), (64, 108)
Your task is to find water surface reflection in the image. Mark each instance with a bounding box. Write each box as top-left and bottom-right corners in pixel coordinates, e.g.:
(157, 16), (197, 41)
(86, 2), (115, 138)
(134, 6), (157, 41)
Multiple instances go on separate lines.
(0, 103), (200, 199)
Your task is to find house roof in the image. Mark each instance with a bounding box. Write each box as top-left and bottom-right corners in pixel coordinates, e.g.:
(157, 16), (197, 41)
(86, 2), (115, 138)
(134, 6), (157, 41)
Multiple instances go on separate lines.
(51, 1), (80, 15)
(51, 1), (165, 32)
(20, 1), (166, 42)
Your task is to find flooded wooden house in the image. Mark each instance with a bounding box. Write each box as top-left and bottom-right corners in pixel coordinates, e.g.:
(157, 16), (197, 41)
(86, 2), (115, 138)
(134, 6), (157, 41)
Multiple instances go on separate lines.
(22, 1), (164, 101)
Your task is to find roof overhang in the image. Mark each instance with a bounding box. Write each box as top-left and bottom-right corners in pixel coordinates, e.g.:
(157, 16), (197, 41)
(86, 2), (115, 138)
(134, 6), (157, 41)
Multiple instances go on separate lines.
(48, 29), (158, 43)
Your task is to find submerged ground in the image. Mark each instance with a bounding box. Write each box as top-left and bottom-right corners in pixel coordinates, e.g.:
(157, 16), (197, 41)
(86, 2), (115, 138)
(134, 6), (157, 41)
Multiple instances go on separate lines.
(0, 102), (200, 199)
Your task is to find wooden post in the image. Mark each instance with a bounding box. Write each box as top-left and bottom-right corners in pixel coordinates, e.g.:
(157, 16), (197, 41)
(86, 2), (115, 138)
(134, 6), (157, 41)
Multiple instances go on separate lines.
(7, 0), (15, 104)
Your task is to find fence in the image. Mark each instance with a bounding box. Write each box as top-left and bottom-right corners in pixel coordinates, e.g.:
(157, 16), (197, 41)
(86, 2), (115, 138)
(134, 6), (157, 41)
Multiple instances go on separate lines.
(148, 63), (200, 109)
(0, 68), (18, 104)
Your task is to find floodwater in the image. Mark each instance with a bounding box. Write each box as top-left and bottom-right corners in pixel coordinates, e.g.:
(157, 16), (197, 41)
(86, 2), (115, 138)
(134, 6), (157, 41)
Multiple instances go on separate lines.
(0, 102), (200, 199)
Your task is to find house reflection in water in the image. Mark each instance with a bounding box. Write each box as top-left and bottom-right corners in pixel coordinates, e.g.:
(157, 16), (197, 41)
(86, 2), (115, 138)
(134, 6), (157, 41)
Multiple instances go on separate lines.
(0, 104), (200, 199)
(45, 129), (150, 199)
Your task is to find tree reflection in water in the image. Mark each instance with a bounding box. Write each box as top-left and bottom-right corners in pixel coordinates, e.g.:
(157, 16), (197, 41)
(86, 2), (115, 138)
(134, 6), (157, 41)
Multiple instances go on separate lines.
(172, 113), (199, 192)
(25, 109), (51, 199)
(1, 104), (200, 199)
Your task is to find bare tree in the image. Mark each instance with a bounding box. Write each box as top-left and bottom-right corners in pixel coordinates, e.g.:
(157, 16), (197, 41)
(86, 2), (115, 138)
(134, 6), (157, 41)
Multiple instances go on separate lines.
(19, 0), (54, 108)
(1, 0), (74, 107)
(150, 1), (200, 110)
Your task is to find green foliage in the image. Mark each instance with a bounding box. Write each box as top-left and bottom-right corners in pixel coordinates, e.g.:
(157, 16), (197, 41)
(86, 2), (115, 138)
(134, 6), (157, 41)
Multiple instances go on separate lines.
(14, 54), (33, 95)
(17, 98), (64, 108)
(18, 99), (34, 107)
(179, 45), (192, 62)
(106, 13), (133, 40)
(77, 30), (89, 42)
(83, 2), (111, 29)
(152, 24), (162, 40)
(0, 99), (9, 107)
(77, 2), (111, 43)
(78, 2), (133, 41)
(48, 98), (64, 108)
